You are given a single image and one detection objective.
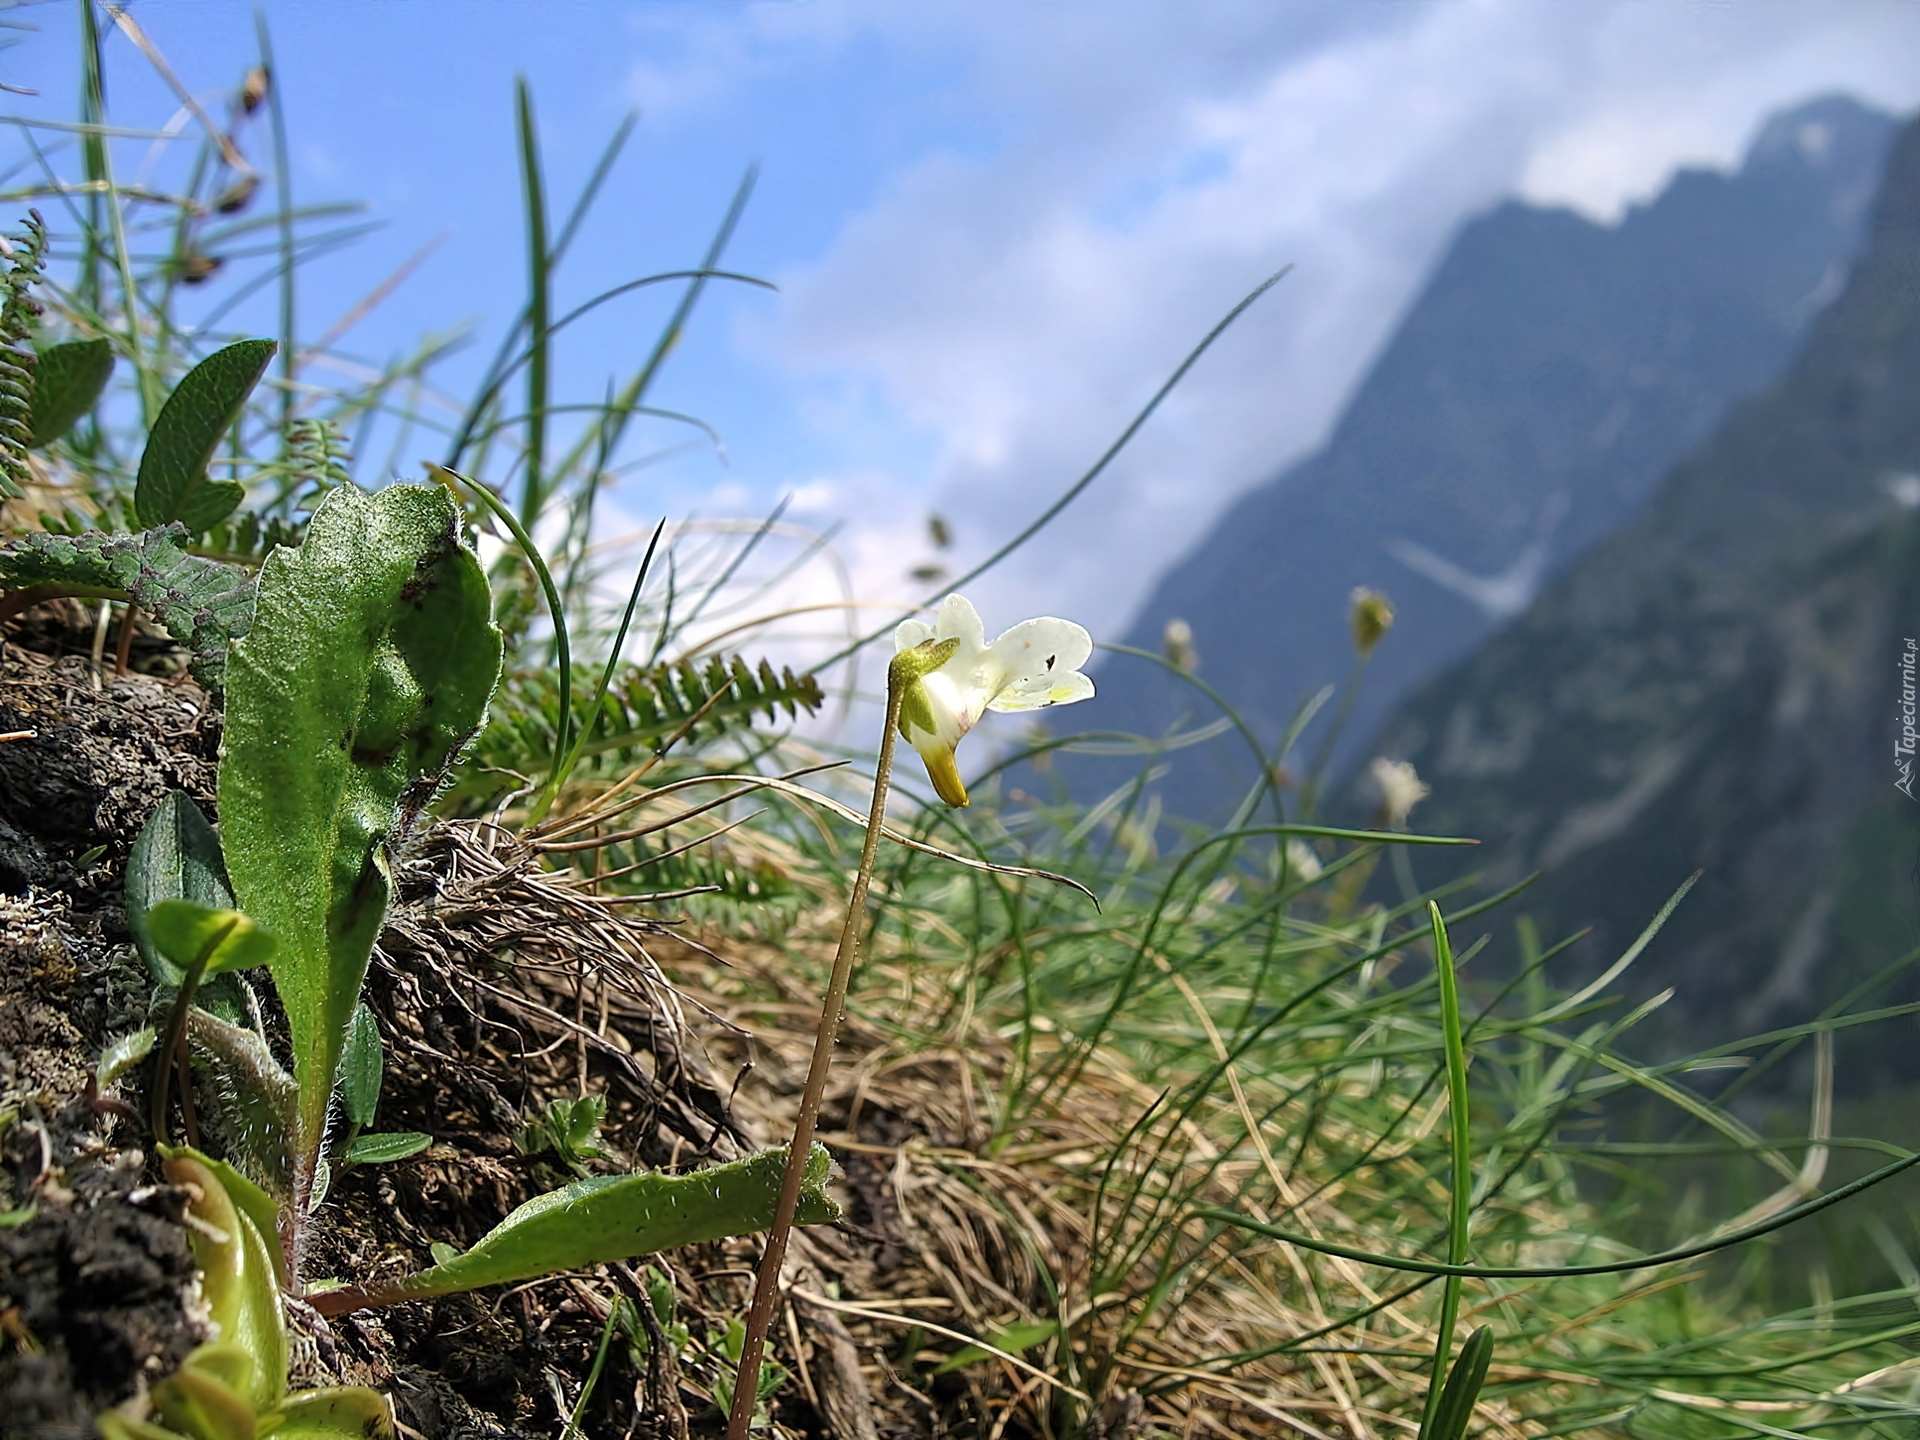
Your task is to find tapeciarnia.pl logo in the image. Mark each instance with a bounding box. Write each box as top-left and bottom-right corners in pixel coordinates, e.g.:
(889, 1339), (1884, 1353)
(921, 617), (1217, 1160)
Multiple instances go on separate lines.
(1899, 637), (1918, 800)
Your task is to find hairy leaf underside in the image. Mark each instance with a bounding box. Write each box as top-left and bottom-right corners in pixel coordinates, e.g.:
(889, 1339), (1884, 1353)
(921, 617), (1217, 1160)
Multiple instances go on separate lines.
(0, 525), (255, 687)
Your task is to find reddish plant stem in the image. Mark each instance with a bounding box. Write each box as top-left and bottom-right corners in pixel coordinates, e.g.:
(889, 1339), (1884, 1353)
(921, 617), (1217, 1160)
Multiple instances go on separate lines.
(724, 668), (907, 1440)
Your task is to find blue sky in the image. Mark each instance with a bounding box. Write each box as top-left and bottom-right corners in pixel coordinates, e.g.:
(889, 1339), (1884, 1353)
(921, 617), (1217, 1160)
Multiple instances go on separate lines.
(8, 0), (1920, 662)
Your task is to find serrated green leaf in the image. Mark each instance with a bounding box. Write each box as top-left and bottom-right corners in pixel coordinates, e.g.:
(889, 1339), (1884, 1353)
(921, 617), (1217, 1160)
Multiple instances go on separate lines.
(466, 650), (824, 800)
(128, 792), (235, 987)
(0, 526), (255, 688)
(338, 1002), (383, 1129)
(219, 482), (502, 1213)
(0, 213), (47, 501)
(146, 900), (277, 979)
(313, 1143), (839, 1316)
(27, 337), (113, 446)
(340, 1131), (430, 1166)
(133, 338), (276, 532)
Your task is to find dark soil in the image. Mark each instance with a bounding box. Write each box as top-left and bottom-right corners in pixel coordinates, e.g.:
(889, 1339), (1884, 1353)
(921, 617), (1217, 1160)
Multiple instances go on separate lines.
(1, 617), (219, 1438)
(0, 604), (908, 1440)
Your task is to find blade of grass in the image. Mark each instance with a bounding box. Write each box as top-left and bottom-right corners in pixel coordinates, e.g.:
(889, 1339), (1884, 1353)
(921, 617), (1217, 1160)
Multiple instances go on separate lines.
(545, 165), (760, 499)
(1197, 1146), (1920, 1278)
(813, 263), (1292, 672)
(1418, 901), (1473, 1439)
(433, 464), (571, 798)
(254, 9), (295, 438)
(77, 0), (107, 318)
(81, 7), (152, 423)
(529, 517), (666, 824)
(515, 77), (550, 531)
(444, 110), (635, 470)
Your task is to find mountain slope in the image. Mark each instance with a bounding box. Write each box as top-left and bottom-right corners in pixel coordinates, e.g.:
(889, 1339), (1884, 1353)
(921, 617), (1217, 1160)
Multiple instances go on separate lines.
(1365, 110), (1920, 1072)
(1051, 96), (1897, 819)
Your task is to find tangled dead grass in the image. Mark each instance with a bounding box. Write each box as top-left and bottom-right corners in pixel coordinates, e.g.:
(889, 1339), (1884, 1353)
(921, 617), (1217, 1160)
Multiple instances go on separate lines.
(376, 809), (1552, 1440)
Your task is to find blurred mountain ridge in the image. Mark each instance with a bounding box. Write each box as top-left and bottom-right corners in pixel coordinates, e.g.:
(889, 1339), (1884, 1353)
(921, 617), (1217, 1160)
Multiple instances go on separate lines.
(1364, 106), (1920, 1073)
(1050, 93), (1900, 819)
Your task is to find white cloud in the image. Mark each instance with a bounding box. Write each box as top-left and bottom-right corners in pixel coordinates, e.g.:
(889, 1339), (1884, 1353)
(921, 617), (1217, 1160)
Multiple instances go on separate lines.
(712, 0), (1920, 645)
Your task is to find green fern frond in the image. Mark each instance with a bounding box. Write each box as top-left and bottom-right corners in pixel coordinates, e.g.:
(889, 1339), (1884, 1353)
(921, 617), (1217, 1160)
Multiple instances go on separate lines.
(475, 652), (825, 784)
(0, 525), (256, 687)
(196, 508), (308, 564)
(192, 420), (354, 560)
(0, 211), (49, 501)
(285, 417), (353, 494)
(613, 836), (791, 904)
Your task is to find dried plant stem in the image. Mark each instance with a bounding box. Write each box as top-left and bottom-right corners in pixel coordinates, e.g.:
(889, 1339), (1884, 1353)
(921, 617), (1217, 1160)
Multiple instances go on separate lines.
(725, 661), (908, 1440)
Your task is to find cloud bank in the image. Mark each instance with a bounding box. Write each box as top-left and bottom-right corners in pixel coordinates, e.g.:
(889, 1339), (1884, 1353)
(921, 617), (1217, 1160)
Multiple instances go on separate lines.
(645, 0), (1920, 648)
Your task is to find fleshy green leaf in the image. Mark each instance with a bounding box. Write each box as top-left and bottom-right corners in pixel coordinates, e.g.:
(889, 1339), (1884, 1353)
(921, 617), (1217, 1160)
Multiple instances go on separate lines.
(133, 338), (276, 532)
(219, 482), (502, 1209)
(28, 336), (114, 446)
(338, 1003), (383, 1129)
(145, 900), (277, 979)
(0, 527), (255, 689)
(128, 793), (235, 988)
(268, 1385), (395, 1440)
(150, 1347), (258, 1440)
(340, 1131), (430, 1166)
(158, 1149), (288, 1413)
(312, 1143), (840, 1316)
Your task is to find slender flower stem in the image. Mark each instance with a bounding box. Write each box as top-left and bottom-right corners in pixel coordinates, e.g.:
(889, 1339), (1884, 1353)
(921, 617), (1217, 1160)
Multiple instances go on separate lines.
(725, 657), (912, 1440)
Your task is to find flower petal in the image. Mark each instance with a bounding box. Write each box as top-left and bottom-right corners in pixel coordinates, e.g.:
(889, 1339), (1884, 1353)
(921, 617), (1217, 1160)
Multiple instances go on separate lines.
(894, 618), (934, 651)
(932, 594), (988, 655)
(986, 617), (1093, 694)
(988, 668), (1094, 713)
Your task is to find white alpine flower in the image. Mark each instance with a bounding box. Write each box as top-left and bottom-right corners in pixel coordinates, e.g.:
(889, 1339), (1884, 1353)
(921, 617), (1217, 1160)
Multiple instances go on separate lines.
(894, 594), (1094, 807)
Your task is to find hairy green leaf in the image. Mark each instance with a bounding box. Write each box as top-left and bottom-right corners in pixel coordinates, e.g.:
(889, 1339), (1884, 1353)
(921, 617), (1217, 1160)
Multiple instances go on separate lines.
(28, 336), (113, 446)
(145, 901), (277, 979)
(339, 1131), (430, 1166)
(133, 338), (276, 532)
(312, 1143), (839, 1316)
(96, 1028), (155, 1091)
(186, 1008), (297, 1204)
(128, 794), (235, 987)
(338, 1002), (382, 1129)
(219, 482), (501, 1218)
(0, 526), (255, 688)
